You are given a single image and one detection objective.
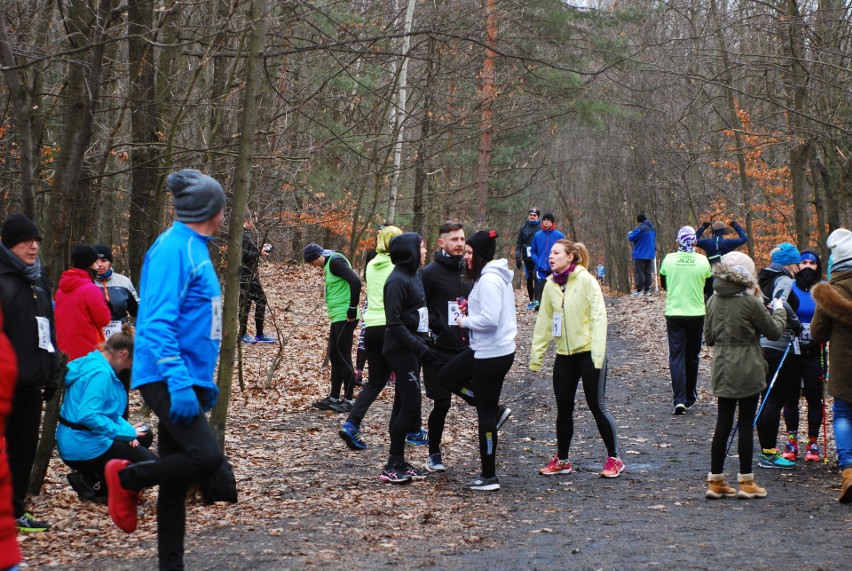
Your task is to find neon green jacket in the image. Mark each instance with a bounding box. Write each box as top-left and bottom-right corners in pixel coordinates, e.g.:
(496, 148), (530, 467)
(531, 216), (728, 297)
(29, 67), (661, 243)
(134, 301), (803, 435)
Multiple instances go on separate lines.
(529, 265), (607, 370)
(363, 253), (394, 327)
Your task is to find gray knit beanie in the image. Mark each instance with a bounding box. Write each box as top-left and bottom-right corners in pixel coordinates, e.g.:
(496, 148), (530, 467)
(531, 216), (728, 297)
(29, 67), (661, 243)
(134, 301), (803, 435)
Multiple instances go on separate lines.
(167, 169), (226, 223)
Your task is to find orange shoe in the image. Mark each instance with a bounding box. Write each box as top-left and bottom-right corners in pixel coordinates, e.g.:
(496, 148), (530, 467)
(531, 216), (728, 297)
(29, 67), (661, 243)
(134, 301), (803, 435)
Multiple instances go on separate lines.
(601, 456), (626, 478)
(538, 456), (572, 475)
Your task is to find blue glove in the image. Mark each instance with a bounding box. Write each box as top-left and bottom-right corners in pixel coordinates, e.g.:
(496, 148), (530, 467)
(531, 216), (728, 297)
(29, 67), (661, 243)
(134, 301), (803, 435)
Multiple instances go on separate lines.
(169, 386), (200, 425)
(201, 384), (219, 412)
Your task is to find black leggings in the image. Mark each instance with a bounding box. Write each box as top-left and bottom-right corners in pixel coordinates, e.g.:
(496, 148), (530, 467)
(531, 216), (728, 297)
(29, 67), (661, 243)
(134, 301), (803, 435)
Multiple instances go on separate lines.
(782, 353), (824, 438)
(328, 320), (357, 400)
(552, 352), (618, 459)
(428, 348), (475, 456)
(384, 350), (422, 460)
(523, 258), (536, 302)
(347, 326), (391, 427)
(710, 394), (759, 474)
(756, 347), (799, 450)
(64, 440), (157, 488)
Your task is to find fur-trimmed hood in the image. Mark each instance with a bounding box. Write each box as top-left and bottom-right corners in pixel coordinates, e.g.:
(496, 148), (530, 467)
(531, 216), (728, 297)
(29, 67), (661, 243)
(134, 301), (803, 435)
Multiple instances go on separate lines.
(712, 262), (756, 297)
(812, 271), (852, 326)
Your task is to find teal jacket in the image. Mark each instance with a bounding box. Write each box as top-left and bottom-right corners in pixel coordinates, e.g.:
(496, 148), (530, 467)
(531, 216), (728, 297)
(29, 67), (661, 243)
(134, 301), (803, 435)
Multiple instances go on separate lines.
(57, 350), (136, 461)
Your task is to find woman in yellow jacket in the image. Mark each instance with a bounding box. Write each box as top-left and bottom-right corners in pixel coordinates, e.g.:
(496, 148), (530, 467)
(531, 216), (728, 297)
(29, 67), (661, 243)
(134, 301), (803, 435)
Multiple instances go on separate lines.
(530, 239), (626, 478)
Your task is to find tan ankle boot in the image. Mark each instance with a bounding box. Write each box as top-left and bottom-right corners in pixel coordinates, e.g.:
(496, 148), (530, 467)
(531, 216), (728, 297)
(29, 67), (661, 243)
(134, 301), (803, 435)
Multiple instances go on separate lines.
(840, 467), (852, 504)
(705, 472), (736, 499)
(736, 473), (767, 499)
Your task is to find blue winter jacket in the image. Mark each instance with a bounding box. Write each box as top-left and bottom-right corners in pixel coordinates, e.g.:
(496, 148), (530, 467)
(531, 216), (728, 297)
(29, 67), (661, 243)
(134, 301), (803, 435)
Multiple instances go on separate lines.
(695, 223), (748, 260)
(531, 227), (566, 278)
(132, 221), (221, 393)
(627, 220), (657, 260)
(57, 350), (136, 461)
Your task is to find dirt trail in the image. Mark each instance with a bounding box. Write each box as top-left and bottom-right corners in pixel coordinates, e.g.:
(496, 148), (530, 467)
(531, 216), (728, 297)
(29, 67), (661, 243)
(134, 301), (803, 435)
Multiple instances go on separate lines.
(21, 272), (851, 570)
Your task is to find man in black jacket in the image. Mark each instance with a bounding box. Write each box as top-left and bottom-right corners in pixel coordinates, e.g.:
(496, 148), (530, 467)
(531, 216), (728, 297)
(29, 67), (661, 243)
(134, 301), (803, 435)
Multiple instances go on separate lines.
(239, 214), (275, 344)
(515, 208), (541, 309)
(420, 221), (476, 472)
(0, 213), (60, 532)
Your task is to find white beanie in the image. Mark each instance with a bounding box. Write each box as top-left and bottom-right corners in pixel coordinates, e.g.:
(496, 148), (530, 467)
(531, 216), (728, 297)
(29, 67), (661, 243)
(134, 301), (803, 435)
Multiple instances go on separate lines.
(827, 228), (852, 264)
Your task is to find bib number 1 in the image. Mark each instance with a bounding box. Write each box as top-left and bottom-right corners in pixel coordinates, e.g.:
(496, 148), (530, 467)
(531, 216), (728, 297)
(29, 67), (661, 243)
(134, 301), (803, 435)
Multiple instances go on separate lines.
(552, 313), (562, 338)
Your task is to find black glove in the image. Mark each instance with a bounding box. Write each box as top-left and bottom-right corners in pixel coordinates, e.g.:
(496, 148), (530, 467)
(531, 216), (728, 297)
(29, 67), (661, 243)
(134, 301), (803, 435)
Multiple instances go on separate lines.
(42, 387), (57, 402)
(516, 259), (522, 270)
(701, 221), (711, 229)
(729, 220), (738, 228)
(346, 307), (357, 320)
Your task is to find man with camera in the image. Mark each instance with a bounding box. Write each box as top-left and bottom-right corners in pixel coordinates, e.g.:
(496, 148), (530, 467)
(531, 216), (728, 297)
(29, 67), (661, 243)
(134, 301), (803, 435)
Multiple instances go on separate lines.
(240, 212), (275, 344)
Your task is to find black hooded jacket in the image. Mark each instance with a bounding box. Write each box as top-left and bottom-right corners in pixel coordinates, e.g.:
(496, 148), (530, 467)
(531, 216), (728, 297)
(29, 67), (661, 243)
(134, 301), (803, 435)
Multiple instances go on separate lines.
(0, 247), (60, 391)
(382, 233), (429, 359)
(420, 251), (472, 352)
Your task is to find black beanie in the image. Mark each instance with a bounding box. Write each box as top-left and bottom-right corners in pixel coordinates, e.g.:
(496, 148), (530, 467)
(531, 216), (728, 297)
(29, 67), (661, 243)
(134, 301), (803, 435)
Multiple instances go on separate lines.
(93, 243), (113, 264)
(466, 230), (499, 261)
(542, 213), (555, 223)
(1, 213), (42, 248)
(71, 245), (99, 269)
(637, 213), (647, 223)
(303, 243), (324, 263)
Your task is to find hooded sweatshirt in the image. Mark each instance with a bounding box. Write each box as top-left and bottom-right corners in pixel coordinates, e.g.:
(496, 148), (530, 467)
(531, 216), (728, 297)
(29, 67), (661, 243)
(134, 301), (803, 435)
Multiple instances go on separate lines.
(57, 350), (137, 461)
(460, 259), (517, 359)
(382, 233), (429, 359)
(627, 219), (657, 260)
(363, 252), (395, 327)
(55, 268), (111, 361)
(421, 251), (472, 352)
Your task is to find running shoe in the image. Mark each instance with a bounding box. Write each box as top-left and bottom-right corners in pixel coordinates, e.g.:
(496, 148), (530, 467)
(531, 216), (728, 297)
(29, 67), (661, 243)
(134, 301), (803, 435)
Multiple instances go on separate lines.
(781, 434), (799, 461)
(311, 396), (341, 411)
(338, 421), (367, 450)
(380, 464), (412, 484)
(426, 453), (446, 472)
(241, 334), (257, 345)
(67, 472), (106, 505)
(804, 439), (821, 462)
(465, 475), (500, 491)
(405, 429), (429, 446)
(601, 456), (627, 478)
(496, 405), (512, 430)
(526, 301), (539, 310)
(15, 513), (49, 533)
(757, 448), (796, 469)
(673, 403), (687, 415)
(539, 456), (572, 475)
(330, 399), (353, 413)
(401, 462), (428, 480)
(255, 333), (276, 343)
(105, 459), (139, 533)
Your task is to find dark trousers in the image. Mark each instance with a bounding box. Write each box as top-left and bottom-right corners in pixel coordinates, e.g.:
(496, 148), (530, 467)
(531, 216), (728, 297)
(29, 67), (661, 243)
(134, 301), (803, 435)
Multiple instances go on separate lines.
(346, 326), (391, 427)
(757, 347), (799, 451)
(534, 273), (548, 304)
(552, 352), (618, 459)
(64, 440), (157, 488)
(428, 348), (476, 456)
(666, 315), (704, 407)
(238, 278), (267, 337)
(119, 382), (224, 571)
(328, 320), (357, 400)
(710, 395), (759, 474)
(6, 388), (42, 518)
(523, 258), (536, 302)
(384, 351), (421, 460)
(782, 353), (825, 438)
(633, 258), (653, 293)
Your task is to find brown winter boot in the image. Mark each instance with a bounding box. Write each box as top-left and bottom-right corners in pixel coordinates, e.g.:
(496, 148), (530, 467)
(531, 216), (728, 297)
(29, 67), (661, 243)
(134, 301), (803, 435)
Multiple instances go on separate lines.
(705, 473), (736, 499)
(736, 473), (767, 499)
(840, 467), (852, 504)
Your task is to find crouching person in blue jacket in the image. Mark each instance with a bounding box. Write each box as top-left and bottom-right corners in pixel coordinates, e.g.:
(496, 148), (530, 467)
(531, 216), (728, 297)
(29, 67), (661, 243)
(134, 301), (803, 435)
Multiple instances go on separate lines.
(104, 170), (226, 570)
(59, 324), (155, 504)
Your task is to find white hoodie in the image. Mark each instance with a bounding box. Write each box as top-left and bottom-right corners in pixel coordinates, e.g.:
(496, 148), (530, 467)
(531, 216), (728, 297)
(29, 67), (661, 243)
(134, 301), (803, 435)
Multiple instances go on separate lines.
(460, 258), (517, 358)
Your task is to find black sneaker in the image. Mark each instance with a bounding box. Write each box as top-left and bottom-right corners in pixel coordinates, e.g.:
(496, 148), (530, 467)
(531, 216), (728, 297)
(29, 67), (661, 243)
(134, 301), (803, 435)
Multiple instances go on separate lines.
(496, 405), (512, 430)
(465, 475), (500, 491)
(380, 464), (412, 484)
(312, 396), (340, 411)
(16, 513), (50, 532)
(673, 403), (686, 415)
(330, 399), (354, 413)
(401, 462), (427, 480)
(426, 453), (446, 472)
(67, 472), (106, 504)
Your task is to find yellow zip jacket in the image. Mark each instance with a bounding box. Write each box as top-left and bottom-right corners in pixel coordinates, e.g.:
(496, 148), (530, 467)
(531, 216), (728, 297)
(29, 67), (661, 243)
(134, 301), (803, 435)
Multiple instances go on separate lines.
(529, 265), (607, 370)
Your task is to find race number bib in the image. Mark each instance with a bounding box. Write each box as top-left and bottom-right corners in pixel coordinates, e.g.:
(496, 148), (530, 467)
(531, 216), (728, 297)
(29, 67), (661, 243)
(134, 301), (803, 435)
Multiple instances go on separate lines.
(448, 301), (461, 326)
(417, 307), (429, 333)
(211, 297), (223, 340)
(104, 320), (123, 338)
(526, 246), (532, 258)
(552, 313), (563, 338)
(800, 323), (811, 343)
(35, 316), (55, 352)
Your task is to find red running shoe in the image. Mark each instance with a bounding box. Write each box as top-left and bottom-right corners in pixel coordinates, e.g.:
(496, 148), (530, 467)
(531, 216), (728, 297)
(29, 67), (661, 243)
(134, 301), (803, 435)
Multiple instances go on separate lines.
(105, 459), (139, 533)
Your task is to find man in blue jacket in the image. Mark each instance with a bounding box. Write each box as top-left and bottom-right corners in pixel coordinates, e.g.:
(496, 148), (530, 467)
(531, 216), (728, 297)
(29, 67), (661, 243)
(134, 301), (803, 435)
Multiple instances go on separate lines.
(696, 220), (748, 264)
(627, 213), (657, 296)
(104, 169), (226, 570)
(530, 213), (565, 308)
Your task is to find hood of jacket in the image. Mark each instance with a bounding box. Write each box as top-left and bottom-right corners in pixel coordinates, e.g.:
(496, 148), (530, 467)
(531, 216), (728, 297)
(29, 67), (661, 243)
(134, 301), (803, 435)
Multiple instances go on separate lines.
(64, 350), (108, 389)
(812, 271), (852, 326)
(389, 232), (421, 274)
(481, 259), (513, 284)
(432, 251), (464, 270)
(712, 263), (756, 297)
(59, 268), (95, 293)
(640, 219), (656, 232)
(369, 251), (393, 273)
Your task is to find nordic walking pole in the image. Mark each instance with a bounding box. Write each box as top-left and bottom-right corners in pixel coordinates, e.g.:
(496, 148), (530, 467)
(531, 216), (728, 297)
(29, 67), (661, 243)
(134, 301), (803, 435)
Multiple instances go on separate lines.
(726, 340), (792, 455)
(822, 344), (830, 464)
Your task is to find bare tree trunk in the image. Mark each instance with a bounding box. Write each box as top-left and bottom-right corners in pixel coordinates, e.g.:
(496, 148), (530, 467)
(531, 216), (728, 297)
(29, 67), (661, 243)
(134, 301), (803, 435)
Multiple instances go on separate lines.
(476, 0), (497, 227)
(412, 34), (437, 236)
(211, 0), (268, 449)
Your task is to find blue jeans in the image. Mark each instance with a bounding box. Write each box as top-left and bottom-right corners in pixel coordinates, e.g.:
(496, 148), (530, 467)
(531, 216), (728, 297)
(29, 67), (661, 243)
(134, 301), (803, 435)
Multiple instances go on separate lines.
(834, 397), (852, 470)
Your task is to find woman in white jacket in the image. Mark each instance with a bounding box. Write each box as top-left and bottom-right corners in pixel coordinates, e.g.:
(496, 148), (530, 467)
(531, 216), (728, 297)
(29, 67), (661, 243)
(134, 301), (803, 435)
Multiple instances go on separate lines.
(439, 230), (516, 491)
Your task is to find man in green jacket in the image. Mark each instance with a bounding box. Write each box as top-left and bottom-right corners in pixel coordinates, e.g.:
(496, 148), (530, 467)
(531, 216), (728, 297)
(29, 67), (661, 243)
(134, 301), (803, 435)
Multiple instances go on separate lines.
(304, 243), (362, 413)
